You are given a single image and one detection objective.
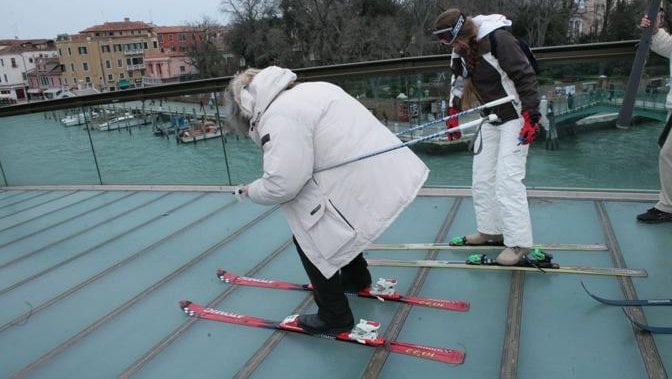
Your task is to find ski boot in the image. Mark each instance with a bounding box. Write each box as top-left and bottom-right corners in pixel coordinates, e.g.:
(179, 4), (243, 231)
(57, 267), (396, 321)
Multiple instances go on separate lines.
(286, 313), (354, 336)
(449, 232), (504, 246)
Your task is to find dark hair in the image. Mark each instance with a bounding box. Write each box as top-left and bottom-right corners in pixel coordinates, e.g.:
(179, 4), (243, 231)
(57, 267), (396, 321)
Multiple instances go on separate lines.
(434, 8), (480, 108)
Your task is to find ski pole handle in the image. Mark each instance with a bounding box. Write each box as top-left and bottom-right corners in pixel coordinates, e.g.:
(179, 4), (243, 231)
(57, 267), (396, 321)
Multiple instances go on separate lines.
(396, 95), (515, 136)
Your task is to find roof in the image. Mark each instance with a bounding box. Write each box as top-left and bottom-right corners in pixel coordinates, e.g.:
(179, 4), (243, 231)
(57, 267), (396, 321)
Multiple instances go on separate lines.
(155, 26), (197, 34)
(0, 186), (669, 378)
(81, 20), (153, 33)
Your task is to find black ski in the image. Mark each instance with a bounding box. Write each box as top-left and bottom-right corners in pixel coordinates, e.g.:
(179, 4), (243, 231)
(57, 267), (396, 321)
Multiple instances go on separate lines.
(581, 282), (672, 306)
(623, 309), (672, 334)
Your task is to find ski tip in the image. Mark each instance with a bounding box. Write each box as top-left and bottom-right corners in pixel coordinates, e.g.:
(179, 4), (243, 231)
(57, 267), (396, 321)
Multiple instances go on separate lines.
(178, 300), (192, 309)
(215, 268), (227, 281)
(387, 341), (466, 365)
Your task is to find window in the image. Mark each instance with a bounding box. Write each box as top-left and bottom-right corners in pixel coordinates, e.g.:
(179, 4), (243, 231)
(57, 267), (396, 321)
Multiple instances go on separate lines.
(153, 41), (158, 48)
(4, 74), (8, 82)
(117, 59), (123, 68)
(106, 60), (111, 69)
(180, 66), (186, 72)
(78, 46), (87, 55)
(82, 62), (89, 71)
(114, 44), (122, 52)
(101, 45), (110, 53)
(70, 63), (75, 72)
(29, 57), (33, 63)
(22, 73), (26, 80)
(58, 48), (62, 56)
(85, 76), (90, 83)
(67, 47), (72, 55)
(0, 58), (3, 66)
(64, 77), (68, 84)
(126, 58), (132, 65)
(11, 58), (17, 68)
(143, 42), (148, 49)
(179, 33), (186, 41)
(119, 73), (125, 79)
(168, 34), (173, 41)
(107, 74), (113, 81)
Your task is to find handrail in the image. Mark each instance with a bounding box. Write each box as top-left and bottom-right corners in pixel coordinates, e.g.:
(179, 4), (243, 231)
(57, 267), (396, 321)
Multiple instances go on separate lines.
(0, 40), (639, 118)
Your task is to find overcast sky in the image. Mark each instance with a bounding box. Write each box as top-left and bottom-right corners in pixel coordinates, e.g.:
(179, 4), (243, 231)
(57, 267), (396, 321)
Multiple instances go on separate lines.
(1, 0), (227, 39)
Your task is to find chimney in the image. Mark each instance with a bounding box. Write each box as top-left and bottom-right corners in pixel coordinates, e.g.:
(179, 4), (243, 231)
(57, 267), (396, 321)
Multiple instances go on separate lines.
(124, 17), (130, 22)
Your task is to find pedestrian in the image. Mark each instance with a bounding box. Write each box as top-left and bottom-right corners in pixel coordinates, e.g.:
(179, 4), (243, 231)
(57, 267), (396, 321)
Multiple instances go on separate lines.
(637, 12), (672, 223)
(434, 8), (541, 265)
(222, 66), (429, 334)
(199, 99), (205, 112)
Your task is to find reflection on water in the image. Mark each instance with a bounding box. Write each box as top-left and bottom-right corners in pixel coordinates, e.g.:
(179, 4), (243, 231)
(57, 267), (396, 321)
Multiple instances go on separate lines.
(0, 112), (663, 190)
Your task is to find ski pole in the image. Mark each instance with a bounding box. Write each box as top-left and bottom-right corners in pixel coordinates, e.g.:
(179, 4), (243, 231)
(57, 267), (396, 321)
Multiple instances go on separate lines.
(315, 114), (497, 173)
(396, 95), (515, 136)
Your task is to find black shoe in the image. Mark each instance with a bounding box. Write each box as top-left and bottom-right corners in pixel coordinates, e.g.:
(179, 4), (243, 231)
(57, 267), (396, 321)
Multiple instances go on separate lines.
(637, 208), (672, 223)
(297, 313), (354, 335)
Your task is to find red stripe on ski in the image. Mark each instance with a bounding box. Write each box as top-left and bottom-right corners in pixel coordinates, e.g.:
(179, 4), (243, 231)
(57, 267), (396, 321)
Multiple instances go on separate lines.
(179, 300), (465, 364)
(216, 269), (469, 312)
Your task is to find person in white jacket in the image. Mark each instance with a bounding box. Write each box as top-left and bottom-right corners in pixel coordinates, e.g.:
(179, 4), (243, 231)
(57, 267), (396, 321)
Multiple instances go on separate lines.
(433, 9), (540, 265)
(222, 66), (429, 335)
(637, 12), (672, 223)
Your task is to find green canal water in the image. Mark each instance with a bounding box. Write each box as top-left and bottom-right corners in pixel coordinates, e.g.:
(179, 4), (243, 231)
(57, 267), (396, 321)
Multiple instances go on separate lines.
(0, 111), (664, 190)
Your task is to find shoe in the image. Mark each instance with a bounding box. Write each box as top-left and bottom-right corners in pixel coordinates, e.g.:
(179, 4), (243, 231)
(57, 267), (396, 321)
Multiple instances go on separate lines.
(297, 313), (354, 335)
(496, 247), (530, 266)
(449, 232), (504, 246)
(636, 207), (672, 223)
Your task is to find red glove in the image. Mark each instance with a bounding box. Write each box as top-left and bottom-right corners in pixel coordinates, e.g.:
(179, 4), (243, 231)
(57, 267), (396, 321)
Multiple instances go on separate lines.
(446, 107), (461, 141)
(519, 110), (540, 145)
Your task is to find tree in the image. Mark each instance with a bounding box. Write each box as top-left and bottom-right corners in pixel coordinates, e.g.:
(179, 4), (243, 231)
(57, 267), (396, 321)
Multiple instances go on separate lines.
(187, 17), (234, 78)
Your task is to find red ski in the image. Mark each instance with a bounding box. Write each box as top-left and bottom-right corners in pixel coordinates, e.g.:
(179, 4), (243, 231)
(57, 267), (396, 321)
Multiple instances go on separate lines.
(179, 300), (465, 364)
(216, 269), (469, 312)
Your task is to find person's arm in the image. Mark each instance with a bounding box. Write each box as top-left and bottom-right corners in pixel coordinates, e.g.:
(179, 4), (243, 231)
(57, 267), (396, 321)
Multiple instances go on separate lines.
(491, 30), (539, 113)
(247, 115), (314, 205)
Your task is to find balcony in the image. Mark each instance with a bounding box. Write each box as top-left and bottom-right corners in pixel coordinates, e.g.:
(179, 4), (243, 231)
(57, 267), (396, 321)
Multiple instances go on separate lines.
(127, 63), (146, 71)
(124, 49), (144, 56)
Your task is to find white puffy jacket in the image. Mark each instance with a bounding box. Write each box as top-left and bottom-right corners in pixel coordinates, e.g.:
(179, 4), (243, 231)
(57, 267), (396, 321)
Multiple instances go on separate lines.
(652, 29), (672, 110)
(244, 67), (429, 278)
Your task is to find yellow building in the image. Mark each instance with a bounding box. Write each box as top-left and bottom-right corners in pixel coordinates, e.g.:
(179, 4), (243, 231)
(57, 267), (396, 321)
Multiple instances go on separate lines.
(56, 18), (159, 91)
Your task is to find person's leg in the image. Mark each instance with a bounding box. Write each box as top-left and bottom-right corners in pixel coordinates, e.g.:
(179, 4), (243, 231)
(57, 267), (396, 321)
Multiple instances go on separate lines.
(656, 131), (672, 213)
(293, 237), (354, 333)
(637, 119), (672, 222)
(493, 119), (533, 264)
(340, 253), (372, 292)
(471, 123), (504, 239)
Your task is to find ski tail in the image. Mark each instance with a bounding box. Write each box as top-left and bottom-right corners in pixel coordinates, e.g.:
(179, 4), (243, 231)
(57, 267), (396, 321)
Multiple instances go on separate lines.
(623, 308), (672, 334)
(216, 269), (308, 291)
(179, 300), (279, 329)
(387, 341), (465, 364)
(582, 281), (672, 306)
(396, 295), (470, 312)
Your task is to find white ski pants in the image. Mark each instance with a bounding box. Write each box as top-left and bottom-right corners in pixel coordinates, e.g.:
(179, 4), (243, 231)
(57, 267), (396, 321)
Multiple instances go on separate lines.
(471, 118), (533, 248)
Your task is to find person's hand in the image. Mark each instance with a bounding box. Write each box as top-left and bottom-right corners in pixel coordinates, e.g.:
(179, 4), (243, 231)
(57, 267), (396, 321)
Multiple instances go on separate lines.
(446, 107), (461, 141)
(519, 111), (540, 145)
(641, 14), (660, 33)
(234, 185), (248, 201)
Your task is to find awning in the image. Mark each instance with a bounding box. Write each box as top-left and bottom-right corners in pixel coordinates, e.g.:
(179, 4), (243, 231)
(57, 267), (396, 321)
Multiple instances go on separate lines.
(117, 79), (131, 89)
(27, 88), (44, 94)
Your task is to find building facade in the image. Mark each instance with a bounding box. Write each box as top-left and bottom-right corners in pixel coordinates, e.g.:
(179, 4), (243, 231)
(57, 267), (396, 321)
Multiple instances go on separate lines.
(0, 39), (58, 102)
(56, 18), (160, 92)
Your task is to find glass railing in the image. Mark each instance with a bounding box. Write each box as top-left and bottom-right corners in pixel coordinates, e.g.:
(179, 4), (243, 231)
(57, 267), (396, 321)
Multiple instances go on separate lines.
(0, 41), (667, 190)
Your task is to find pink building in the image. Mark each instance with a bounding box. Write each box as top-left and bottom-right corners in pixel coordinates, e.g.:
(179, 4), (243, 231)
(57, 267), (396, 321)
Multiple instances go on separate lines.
(142, 50), (197, 86)
(26, 57), (65, 100)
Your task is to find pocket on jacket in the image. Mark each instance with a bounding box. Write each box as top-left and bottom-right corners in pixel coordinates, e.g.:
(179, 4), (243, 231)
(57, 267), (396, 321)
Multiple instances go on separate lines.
(306, 200), (356, 260)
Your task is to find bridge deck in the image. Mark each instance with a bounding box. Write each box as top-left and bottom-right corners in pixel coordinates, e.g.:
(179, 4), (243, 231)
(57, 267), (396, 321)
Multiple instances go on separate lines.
(0, 187), (669, 378)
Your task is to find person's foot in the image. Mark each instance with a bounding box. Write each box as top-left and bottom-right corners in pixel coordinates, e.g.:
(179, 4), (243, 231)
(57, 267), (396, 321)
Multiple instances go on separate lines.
(636, 207), (672, 223)
(297, 313), (354, 335)
(496, 247), (530, 266)
(449, 232), (504, 246)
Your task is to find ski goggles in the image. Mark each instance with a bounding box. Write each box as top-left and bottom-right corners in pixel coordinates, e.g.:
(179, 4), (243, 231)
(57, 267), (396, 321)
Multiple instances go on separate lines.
(433, 13), (465, 46)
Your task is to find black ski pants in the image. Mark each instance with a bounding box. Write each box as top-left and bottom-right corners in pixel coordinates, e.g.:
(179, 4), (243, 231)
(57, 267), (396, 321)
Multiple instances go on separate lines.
(293, 236), (371, 324)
